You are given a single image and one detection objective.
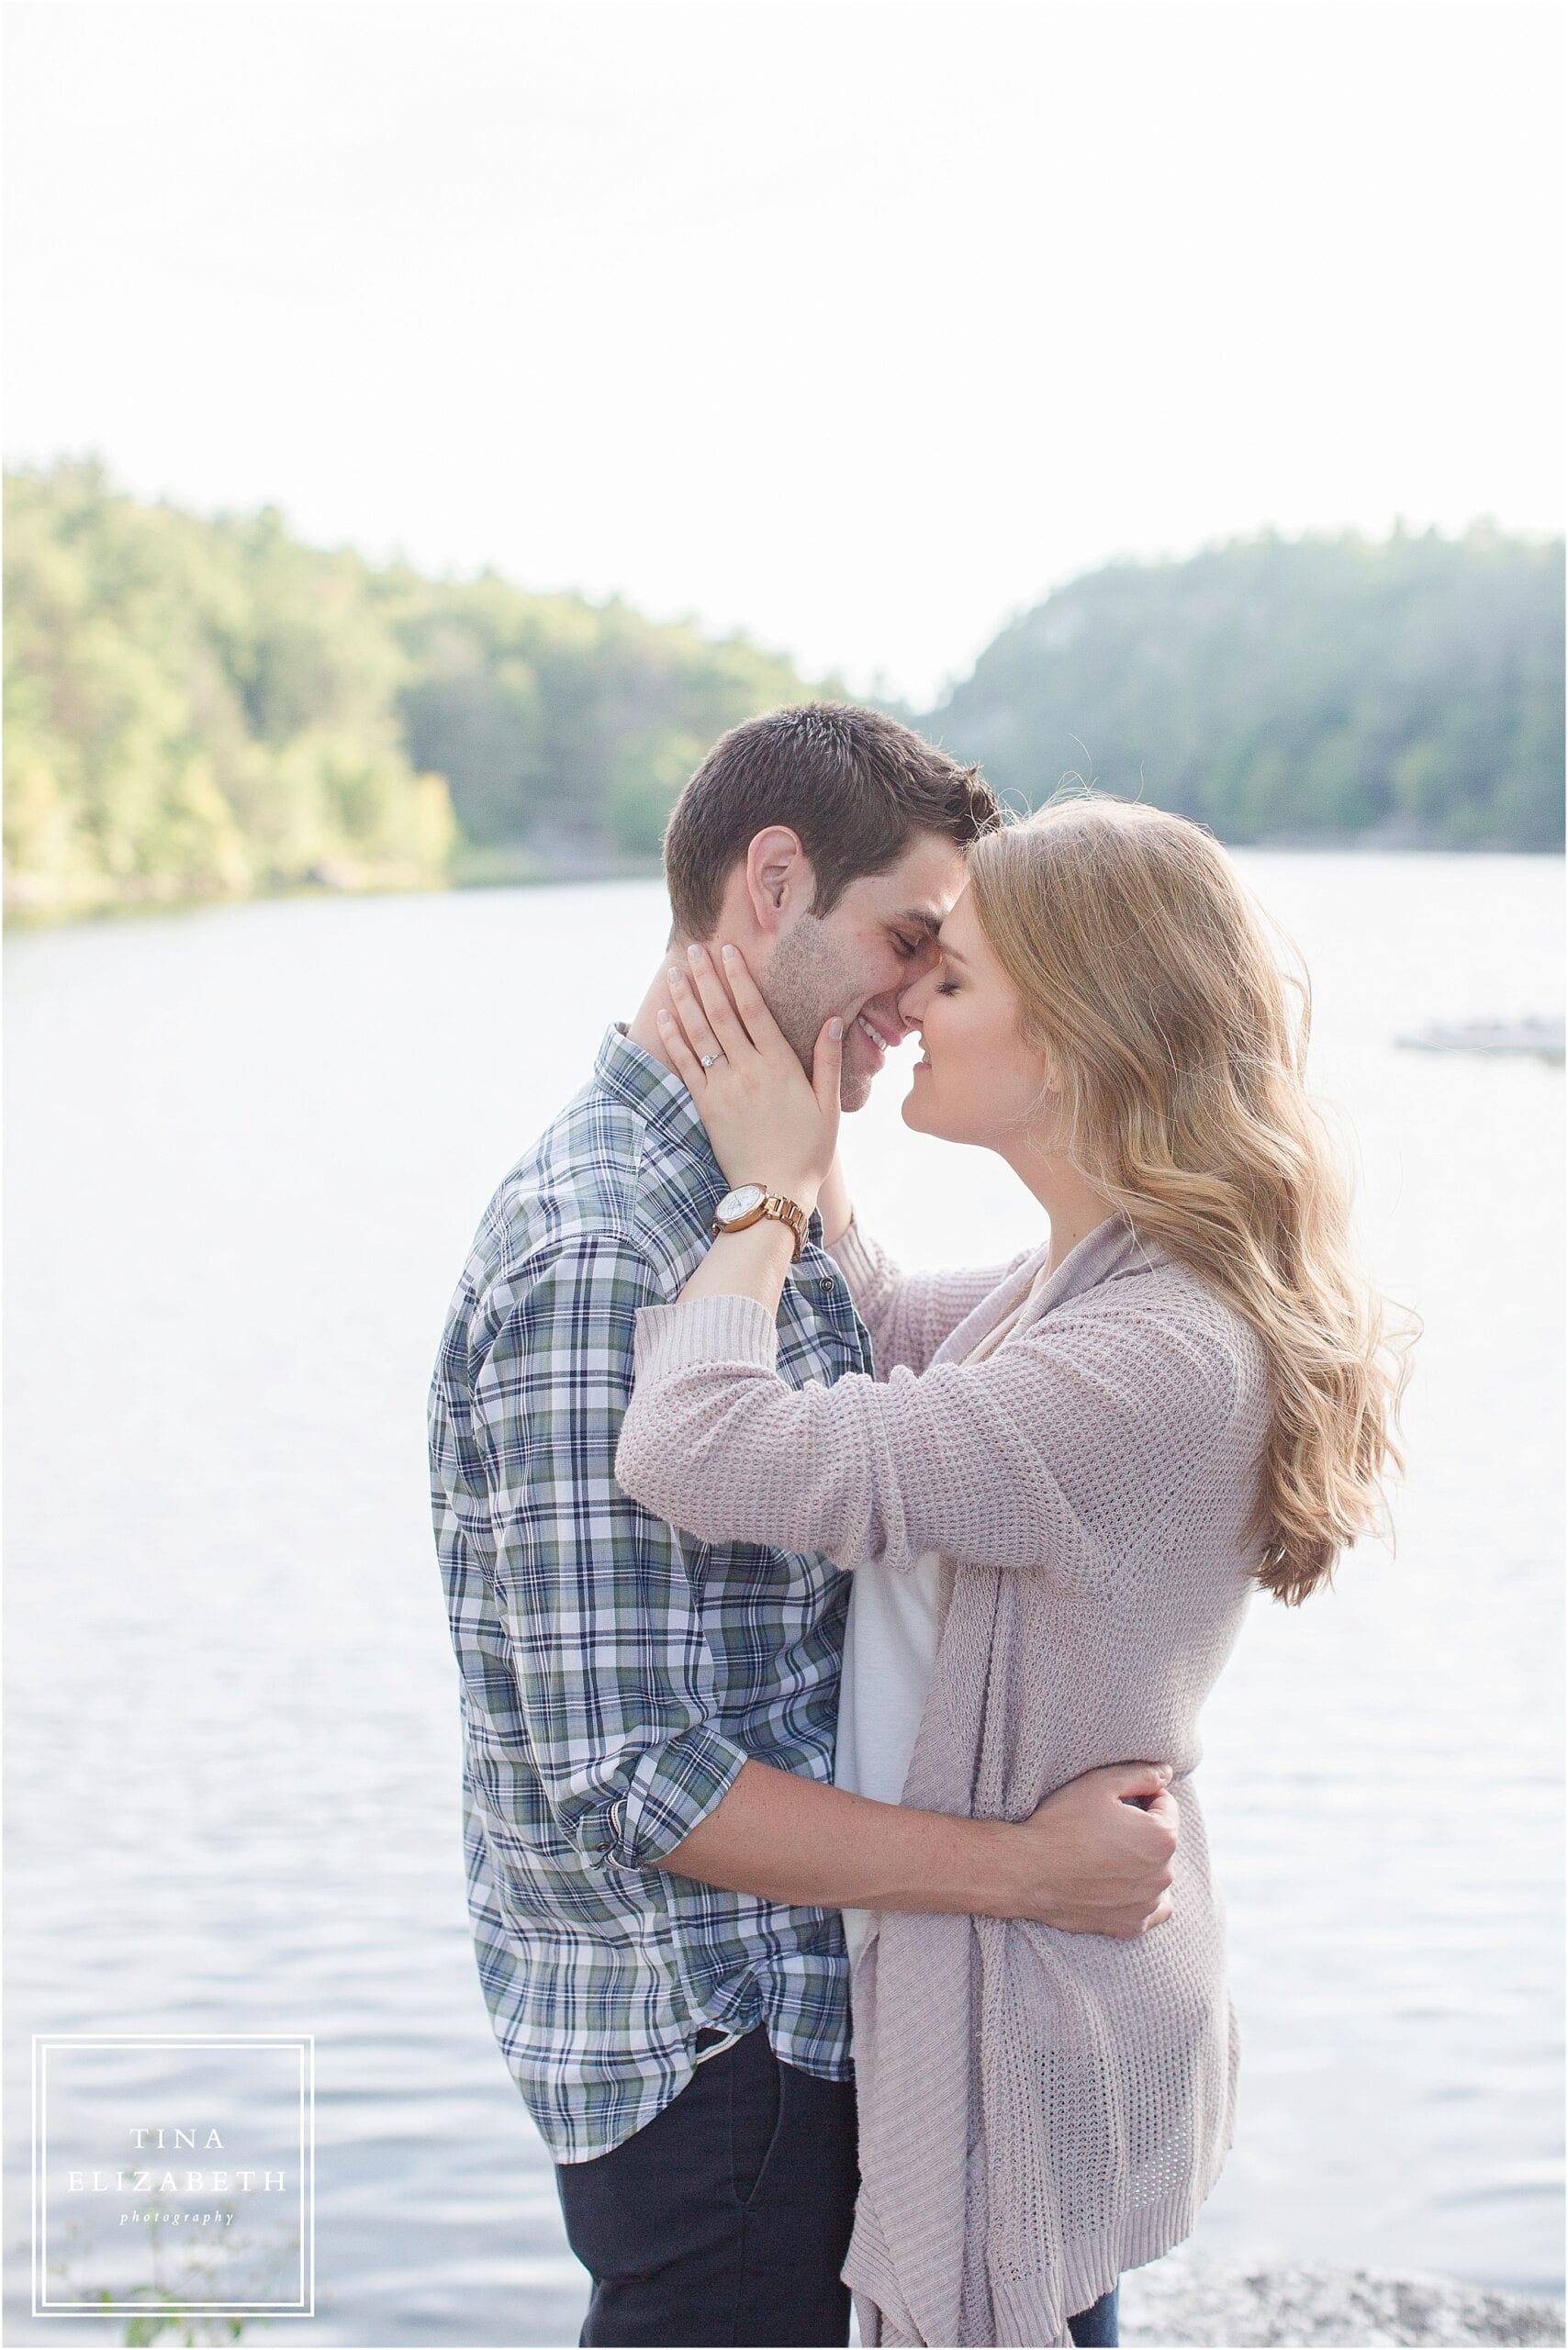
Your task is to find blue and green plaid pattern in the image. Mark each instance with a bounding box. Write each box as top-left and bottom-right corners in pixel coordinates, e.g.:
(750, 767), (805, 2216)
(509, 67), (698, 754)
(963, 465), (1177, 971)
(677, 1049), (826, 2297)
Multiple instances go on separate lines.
(429, 1026), (870, 2162)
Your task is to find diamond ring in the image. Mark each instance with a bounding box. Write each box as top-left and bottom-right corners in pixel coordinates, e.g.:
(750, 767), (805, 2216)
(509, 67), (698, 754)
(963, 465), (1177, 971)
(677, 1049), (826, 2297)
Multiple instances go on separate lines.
(699, 1051), (722, 1070)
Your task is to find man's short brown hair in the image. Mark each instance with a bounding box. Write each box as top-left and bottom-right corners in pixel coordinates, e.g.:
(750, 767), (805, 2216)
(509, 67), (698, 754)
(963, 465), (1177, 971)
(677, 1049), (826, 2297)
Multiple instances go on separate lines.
(662, 703), (1001, 939)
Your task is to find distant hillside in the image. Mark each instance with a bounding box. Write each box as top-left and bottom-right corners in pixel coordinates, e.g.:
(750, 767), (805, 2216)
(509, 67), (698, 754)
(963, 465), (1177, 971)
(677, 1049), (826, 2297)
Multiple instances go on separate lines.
(3, 464), (823, 918)
(926, 528), (1564, 849)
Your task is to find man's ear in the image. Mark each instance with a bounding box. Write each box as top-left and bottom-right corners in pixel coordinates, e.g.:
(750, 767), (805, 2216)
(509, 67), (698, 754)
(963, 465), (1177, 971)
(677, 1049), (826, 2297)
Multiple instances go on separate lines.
(743, 827), (812, 937)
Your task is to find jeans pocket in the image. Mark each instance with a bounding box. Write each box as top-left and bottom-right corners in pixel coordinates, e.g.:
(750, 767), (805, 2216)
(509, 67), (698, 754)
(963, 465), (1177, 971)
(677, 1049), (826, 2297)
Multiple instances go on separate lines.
(726, 2032), (785, 2210)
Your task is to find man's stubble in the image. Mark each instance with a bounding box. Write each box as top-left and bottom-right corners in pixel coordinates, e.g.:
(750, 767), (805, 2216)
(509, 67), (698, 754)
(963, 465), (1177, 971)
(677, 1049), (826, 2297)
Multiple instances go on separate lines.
(759, 914), (876, 1113)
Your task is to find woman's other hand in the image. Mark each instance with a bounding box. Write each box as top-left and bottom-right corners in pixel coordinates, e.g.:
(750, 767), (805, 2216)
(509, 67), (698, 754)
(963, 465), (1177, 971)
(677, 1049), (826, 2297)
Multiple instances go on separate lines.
(657, 942), (842, 1207)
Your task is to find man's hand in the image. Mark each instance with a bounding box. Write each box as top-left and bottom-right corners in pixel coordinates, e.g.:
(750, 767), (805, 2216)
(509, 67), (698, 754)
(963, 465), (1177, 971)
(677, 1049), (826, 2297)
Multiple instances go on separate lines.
(1000, 1762), (1179, 1937)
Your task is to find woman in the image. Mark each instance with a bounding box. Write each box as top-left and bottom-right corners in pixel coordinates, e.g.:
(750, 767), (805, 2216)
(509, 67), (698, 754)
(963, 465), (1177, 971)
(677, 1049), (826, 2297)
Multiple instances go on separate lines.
(614, 796), (1408, 2350)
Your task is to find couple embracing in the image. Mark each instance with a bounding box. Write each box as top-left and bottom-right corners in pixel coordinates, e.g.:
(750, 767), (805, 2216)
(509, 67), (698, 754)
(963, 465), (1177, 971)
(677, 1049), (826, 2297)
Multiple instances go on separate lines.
(429, 705), (1404, 2349)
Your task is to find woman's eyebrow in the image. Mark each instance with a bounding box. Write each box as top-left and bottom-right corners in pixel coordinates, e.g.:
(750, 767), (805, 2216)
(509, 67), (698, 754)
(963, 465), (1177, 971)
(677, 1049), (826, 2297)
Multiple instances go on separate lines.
(935, 939), (969, 965)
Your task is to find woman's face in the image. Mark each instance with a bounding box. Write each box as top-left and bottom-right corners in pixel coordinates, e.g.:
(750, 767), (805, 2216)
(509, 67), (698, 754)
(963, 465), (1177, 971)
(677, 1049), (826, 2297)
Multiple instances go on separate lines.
(897, 886), (1056, 1151)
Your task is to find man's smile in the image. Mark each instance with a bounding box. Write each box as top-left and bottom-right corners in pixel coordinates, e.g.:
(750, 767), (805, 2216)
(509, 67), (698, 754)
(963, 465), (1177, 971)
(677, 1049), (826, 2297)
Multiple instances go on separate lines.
(851, 1005), (906, 1064)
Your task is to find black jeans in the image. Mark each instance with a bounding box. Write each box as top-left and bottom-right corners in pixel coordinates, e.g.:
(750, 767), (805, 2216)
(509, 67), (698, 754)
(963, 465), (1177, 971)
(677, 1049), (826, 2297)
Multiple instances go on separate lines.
(554, 2027), (858, 2346)
(554, 2023), (1121, 2348)
(1069, 2281), (1120, 2345)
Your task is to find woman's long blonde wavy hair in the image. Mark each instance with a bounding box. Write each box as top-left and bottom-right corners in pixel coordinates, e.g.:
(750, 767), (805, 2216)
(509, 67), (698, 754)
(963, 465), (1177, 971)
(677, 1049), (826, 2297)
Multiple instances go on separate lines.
(967, 794), (1414, 1606)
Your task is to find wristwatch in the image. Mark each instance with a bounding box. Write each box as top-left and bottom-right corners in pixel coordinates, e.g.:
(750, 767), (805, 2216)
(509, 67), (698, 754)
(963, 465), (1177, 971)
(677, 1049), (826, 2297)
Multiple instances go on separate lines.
(711, 1183), (809, 1261)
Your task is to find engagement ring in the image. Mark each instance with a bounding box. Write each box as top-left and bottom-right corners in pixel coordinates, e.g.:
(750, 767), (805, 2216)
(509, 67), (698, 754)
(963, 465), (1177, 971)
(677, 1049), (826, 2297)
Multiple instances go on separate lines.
(699, 1051), (722, 1070)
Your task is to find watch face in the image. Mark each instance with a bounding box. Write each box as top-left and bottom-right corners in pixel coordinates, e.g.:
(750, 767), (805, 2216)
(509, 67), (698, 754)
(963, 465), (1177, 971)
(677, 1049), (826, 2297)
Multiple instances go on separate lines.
(717, 1183), (766, 1223)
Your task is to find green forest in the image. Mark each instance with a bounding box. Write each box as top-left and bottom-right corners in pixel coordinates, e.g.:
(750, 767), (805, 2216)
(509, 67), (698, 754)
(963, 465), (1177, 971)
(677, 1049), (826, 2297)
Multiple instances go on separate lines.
(4, 464), (1562, 921)
(928, 525), (1563, 850)
(3, 463), (819, 918)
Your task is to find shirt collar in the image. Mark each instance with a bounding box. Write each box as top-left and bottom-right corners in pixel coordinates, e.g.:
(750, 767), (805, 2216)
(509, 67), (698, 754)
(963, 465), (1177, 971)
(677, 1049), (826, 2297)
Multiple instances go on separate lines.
(593, 1024), (727, 1193)
(591, 1023), (831, 1253)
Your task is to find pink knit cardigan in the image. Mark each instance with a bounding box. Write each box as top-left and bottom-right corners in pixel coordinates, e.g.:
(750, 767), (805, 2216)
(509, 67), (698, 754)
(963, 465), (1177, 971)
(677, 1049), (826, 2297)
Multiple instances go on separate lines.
(616, 1214), (1271, 2348)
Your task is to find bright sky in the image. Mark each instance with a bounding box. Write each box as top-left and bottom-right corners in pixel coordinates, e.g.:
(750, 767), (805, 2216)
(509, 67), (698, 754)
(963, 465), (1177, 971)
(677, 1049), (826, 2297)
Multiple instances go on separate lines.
(5, 0), (1562, 704)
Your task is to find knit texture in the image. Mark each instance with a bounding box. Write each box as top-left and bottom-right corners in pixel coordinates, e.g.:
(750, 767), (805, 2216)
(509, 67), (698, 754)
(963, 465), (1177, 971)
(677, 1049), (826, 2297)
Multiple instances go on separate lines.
(617, 1214), (1271, 2349)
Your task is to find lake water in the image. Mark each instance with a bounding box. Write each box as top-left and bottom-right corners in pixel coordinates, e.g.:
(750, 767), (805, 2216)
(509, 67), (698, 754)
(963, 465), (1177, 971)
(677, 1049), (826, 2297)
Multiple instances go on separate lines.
(4, 856), (1562, 2344)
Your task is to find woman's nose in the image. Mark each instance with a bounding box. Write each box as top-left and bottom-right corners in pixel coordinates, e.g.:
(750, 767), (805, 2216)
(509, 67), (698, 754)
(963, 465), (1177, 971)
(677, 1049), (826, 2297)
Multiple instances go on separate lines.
(898, 971), (930, 1022)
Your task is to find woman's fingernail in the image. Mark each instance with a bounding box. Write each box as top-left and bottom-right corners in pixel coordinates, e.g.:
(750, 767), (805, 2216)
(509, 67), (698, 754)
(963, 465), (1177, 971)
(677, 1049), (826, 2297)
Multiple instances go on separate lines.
(688, 943), (705, 965)
(828, 1018), (843, 1040)
(656, 1009), (671, 1026)
(722, 944), (736, 962)
(668, 968), (686, 989)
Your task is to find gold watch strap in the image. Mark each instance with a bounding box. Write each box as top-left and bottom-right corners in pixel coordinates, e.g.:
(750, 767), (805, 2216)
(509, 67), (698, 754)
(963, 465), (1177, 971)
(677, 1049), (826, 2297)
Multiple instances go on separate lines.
(761, 1192), (808, 1261)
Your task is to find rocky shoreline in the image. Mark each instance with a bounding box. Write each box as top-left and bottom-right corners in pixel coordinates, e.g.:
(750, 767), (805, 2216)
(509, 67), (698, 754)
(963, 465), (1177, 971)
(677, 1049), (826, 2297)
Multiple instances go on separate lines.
(1120, 2251), (1564, 2346)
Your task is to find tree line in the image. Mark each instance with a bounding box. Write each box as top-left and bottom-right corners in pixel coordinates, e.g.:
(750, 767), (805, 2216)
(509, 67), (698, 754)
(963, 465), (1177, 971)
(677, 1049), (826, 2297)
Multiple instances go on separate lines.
(4, 464), (1561, 920)
(925, 524), (1562, 850)
(3, 463), (818, 917)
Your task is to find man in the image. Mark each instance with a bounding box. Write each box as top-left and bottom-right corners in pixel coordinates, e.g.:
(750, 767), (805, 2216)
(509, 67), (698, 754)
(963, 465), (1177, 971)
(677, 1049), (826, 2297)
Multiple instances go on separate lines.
(428, 705), (1179, 2348)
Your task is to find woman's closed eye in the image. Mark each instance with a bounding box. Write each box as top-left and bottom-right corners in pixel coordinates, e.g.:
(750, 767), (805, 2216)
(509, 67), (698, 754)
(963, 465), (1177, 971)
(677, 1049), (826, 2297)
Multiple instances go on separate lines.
(936, 978), (961, 996)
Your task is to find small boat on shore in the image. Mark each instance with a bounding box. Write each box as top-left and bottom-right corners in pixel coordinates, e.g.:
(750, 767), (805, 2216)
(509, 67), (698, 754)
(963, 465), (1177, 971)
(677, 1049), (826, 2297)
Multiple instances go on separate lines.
(1397, 1017), (1564, 1062)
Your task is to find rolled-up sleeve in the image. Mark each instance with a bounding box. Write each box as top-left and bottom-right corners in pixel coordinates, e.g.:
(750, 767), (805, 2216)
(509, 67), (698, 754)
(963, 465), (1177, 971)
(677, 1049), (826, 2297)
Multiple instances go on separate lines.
(472, 1236), (747, 1869)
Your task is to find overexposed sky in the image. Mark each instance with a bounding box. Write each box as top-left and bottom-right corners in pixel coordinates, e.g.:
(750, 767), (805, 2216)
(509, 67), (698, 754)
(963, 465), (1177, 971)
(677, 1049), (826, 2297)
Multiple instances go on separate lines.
(5, 0), (1562, 703)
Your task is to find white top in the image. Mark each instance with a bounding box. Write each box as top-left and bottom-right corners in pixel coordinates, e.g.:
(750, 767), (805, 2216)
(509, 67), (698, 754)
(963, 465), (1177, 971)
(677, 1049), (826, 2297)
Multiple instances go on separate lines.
(834, 1550), (945, 1962)
(830, 1254), (1057, 1963)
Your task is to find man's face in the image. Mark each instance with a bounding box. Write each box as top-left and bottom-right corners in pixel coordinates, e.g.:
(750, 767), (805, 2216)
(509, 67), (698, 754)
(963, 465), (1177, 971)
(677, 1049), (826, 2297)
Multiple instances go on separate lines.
(756, 832), (969, 1110)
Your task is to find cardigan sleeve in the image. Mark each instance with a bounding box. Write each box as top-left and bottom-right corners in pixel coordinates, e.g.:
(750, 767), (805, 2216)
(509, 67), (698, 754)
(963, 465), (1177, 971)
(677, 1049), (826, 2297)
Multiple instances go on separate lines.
(616, 1287), (1242, 1589)
(827, 1219), (1036, 1377)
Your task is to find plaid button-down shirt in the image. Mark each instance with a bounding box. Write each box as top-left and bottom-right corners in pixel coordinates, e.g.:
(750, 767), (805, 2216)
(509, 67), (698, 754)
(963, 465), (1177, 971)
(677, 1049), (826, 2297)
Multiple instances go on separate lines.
(429, 1025), (871, 2163)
